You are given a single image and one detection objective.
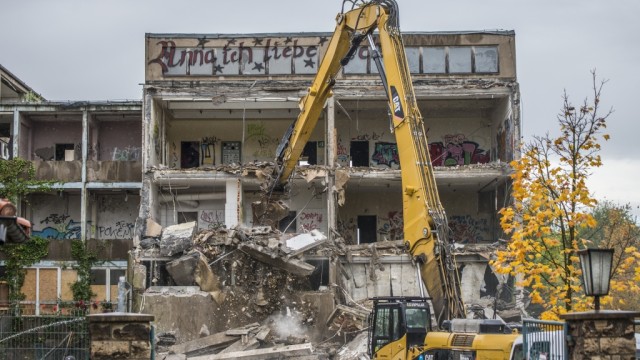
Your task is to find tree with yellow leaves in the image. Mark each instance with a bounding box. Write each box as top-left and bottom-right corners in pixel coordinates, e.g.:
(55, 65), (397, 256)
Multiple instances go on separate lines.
(580, 202), (640, 310)
(491, 71), (640, 320)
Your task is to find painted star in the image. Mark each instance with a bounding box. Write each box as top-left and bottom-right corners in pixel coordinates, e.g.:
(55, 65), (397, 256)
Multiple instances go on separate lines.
(227, 38), (237, 46)
(318, 37), (329, 46)
(252, 62), (265, 72)
(284, 37), (293, 44)
(304, 58), (315, 68)
(197, 37), (209, 49)
(252, 38), (263, 46)
(214, 64), (224, 74)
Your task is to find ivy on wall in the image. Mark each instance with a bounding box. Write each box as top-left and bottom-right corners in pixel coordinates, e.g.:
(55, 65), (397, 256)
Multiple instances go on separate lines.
(0, 158), (56, 305)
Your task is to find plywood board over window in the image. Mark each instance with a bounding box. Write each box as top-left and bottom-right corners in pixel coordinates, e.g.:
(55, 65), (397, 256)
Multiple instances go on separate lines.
(39, 268), (58, 303)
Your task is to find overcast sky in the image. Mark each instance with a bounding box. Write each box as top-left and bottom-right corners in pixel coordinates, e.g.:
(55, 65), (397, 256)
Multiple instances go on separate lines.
(1, 0), (639, 217)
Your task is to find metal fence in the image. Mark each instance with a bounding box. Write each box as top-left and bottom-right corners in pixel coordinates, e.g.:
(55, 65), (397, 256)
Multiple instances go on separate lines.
(521, 318), (568, 360)
(0, 310), (89, 360)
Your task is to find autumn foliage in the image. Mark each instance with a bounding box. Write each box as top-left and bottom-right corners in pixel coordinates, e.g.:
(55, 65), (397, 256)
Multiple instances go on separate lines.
(491, 72), (640, 319)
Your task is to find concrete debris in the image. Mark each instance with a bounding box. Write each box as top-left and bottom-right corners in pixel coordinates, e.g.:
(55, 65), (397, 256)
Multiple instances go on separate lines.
(285, 230), (328, 258)
(168, 329), (239, 356)
(160, 221), (197, 256)
(334, 332), (370, 360)
(146, 217), (164, 237)
(165, 250), (222, 303)
(189, 343), (314, 360)
(238, 242), (316, 276)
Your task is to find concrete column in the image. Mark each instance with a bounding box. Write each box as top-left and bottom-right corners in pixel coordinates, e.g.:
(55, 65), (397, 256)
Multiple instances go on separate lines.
(11, 109), (19, 159)
(88, 313), (154, 360)
(326, 97), (336, 242)
(560, 310), (639, 360)
(81, 110), (89, 242)
(225, 179), (242, 227)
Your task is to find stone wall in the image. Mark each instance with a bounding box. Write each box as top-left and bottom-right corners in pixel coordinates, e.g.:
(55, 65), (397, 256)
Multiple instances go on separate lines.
(561, 310), (639, 360)
(88, 313), (154, 360)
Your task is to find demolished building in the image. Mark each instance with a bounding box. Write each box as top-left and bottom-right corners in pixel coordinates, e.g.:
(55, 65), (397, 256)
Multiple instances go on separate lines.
(133, 30), (524, 355)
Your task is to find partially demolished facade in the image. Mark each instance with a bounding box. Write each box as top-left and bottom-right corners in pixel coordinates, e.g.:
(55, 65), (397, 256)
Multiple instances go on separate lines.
(135, 30), (523, 354)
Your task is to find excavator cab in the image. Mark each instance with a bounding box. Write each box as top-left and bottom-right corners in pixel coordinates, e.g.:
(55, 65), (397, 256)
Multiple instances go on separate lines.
(369, 297), (432, 359)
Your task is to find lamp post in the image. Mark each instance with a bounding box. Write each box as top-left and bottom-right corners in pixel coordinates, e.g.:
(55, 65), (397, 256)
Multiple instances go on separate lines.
(578, 248), (614, 311)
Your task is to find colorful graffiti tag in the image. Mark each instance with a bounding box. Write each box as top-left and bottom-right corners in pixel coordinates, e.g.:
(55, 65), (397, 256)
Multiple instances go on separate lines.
(33, 214), (83, 240)
(377, 211), (403, 240)
(428, 133), (490, 166)
(449, 215), (489, 244)
(336, 136), (349, 163)
(372, 142), (399, 168)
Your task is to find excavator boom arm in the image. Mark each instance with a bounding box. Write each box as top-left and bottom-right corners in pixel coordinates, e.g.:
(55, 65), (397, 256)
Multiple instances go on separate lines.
(272, 0), (464, 322)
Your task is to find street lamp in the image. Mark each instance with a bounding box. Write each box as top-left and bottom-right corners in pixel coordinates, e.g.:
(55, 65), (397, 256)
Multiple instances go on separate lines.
(578, 248), (614, 311)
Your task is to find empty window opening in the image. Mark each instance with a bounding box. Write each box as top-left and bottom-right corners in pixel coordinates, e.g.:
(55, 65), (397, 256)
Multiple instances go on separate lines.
(55, 143), (75, 161)
(357, 215), (377, 244)
(181, 141), (200, 168)
(300, 141), (317, 165)
(306, 259), (329, 289)
(350, 141), (369, 167)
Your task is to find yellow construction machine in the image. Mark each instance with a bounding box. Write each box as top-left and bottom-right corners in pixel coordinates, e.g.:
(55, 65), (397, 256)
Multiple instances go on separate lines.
(265, 1), (519, 359)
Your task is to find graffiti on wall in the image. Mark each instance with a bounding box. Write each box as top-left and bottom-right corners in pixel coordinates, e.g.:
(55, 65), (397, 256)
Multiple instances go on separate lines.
(299, 210), (323, 232)
(449, 215), (489, 244)
(97, 221), (135, 239)
(149, 37), (322, 75)
(33, 214), (83, 240)
(428, 133), (489, 166)
(247, 123), (278, 158)
(199, 210), (225, 230)
(496, 118), (513, 162)
(352, 131), (385, 141)
(111, 146), (141, 161)
(201, 136), (218, 165)
(336, 136), (349, 163)
(372, 142), (399, 168)
(32, 213), (136, 240)
(377, 211), (403, 240)
(337, 217), (357, 244)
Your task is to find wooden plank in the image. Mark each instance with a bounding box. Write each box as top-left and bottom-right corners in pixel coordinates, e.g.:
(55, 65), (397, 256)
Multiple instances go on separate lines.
(189, 343), (314, 360)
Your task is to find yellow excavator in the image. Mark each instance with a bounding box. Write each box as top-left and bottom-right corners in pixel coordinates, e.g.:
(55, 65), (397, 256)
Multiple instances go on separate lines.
(265, 1), (519, 359)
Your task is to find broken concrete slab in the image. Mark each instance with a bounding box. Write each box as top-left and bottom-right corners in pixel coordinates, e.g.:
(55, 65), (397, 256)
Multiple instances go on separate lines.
(225, 323), (260, 336)
(166, 251), (223, 303)
(166, 252), (200, 286)
(146, 217), (163, 237)
(168, 330), (238, 356)
(160, 221), (197, 256)
(238, 242), (316, 276)
(189, 343), (314, 360)
(218, 337), (260, 354)
(285, 230), (327, 258)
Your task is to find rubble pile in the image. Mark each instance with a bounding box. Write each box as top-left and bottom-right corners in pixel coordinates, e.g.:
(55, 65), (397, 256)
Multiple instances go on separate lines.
(140, 221), (370, 359)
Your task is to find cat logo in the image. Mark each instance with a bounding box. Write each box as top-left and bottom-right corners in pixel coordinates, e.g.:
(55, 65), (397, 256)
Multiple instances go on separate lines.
(391, 86), (404, 119)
